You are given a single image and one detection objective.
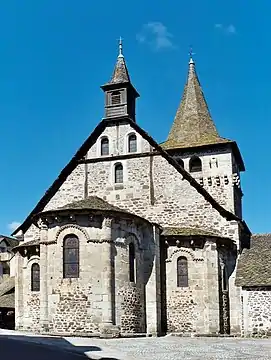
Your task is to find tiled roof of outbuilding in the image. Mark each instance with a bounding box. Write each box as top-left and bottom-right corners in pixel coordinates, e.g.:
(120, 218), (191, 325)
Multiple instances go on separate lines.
(0, 277), (15, 297)
(12, 239), (40, 250)
(0, 235), (19, 248)
(236, 234), (271, 287)
(0, 293), (14, 309)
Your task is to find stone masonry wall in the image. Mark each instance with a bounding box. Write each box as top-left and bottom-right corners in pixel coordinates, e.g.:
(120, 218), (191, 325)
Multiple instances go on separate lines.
(18, 214), (155, 336)
(242, 288), (271, 336)
(167, 288), (195, 333)
(119, 284), (145, 333)
(114, 229), (155, 334)
(85, 124), (240, 239)
(45, 223), (105, 334)
(19, 121), (243, 335)
(40, 123), (240, 241)
(166, 246), (205, 334)
(166, 240), (221, 334)
(17, 255), (41, 332)
(25, 294), (40, 332)
(48, 283), (97, 334)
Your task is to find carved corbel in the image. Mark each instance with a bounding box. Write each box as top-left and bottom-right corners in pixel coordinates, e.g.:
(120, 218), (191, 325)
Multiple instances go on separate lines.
(69, 214), (76, 222)
(37, 218), (48, 230)
(54, 216), (62, 224)
(102, 217), (113, 229)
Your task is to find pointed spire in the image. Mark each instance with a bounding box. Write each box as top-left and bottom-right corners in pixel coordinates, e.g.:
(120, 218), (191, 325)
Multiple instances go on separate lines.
(101, 38), (139, 122)
(107, 38), (131, 84)
(163, 55), (227, 149)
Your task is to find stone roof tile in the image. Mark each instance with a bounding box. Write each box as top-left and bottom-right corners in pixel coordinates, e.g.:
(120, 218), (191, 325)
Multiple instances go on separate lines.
(236, 234), (271, 287)
(163, 59), (227, 149)
(108, 55), (130, 85)
(0, 235), (19, 248)
(56, 196), (129, 213)
(104, 41), (131, 86)
(161, 226), (219, 237)
(0, 277), (15, 297)
(13, 239), (40, 250)
(0, 293), (14, 308)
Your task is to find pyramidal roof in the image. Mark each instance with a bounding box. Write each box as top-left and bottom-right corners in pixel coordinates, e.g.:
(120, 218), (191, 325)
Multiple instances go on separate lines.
(162, 57), (230, 149)
(106, 39), (131, 85)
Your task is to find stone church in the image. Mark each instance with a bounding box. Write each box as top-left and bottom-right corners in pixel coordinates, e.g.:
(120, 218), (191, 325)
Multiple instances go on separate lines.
(7, 42), (271, 337)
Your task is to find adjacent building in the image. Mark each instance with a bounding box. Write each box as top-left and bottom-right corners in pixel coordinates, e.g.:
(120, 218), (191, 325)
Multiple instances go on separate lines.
(0, 235), (18, 328)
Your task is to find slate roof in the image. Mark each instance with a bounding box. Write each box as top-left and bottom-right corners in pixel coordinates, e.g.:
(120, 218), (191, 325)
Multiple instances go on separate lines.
(12, 239), (40, 250)
(236, 234), (271, 287)
(160, 59), (245, 171)
(57, 196), (129, 213)
(0, 277), (15, 298)
(0, 278), (15, 309)
(162, 59), (227, 149)
(101, 43), (139, 99)
(0, 293), (14, 308)
(102, 41), (131, 86)
(0, 235), (19, 249)
(37, 196), (153, 226)
(107, 53), (131, 85)
(161, 226), (220, 237)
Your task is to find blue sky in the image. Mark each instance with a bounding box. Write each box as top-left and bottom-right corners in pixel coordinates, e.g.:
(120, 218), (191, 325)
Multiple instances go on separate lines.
(0, 0), (270, 235)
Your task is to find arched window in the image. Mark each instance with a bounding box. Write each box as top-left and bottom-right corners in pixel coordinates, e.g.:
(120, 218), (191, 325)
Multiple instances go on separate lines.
(189, 156), (202, 172)
(128, 134), (137, 153)
(129, 242), (135, 282)
(177, 158), (184, 168)
(114, 163), (123, 183)
(31, 263), (40, 291)
(177, 256), (188, 287)
(111, 91), (121, 105)
(63, 235), (79, 278)
(101, 137), (109, 156)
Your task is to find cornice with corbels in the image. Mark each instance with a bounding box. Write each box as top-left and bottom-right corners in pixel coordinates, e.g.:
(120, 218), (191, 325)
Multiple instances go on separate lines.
(38, 213), (103, 228)
(195, 173), (241, 189)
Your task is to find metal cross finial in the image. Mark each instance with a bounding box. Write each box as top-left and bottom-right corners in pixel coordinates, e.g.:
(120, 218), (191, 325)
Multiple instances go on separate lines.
(118, 36), (124, 58)
(189, 47), (195, 64)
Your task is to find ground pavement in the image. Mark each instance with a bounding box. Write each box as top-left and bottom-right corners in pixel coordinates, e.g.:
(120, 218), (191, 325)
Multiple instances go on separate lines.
(1, 329), (271, 359)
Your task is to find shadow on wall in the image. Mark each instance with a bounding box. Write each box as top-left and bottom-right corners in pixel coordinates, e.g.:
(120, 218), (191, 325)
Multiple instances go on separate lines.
(0, 309), (15, 330)
(0, 334), (121, 360)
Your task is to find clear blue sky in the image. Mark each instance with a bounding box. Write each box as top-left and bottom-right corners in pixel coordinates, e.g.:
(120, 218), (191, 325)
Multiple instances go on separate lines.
(0, 0), (270, 235)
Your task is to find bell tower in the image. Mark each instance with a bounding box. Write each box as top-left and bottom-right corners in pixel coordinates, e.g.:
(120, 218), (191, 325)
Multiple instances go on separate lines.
(101, 39), (139, 122)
